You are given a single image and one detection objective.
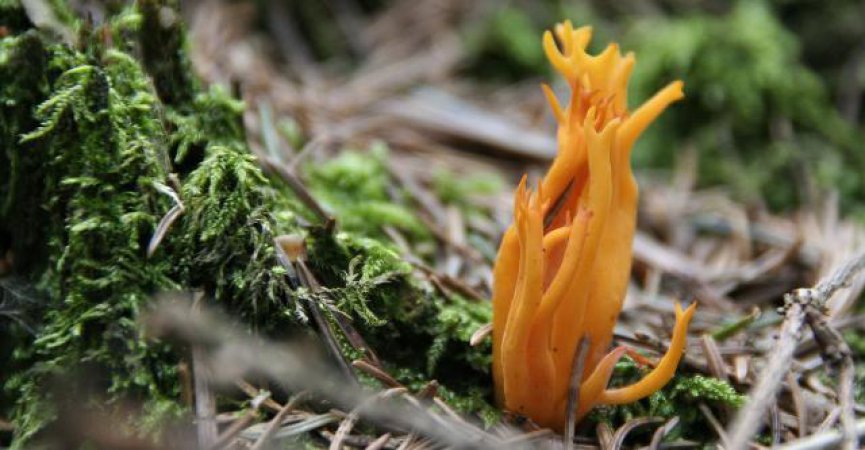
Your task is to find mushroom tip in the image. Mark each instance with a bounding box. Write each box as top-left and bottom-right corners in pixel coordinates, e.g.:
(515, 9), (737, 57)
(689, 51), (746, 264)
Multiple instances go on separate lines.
(275, 234), (307, 262)
(670, 80), (686, 98)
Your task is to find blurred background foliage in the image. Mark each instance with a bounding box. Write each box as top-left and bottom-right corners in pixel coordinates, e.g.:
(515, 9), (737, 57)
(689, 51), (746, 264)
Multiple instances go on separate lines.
(278, 0), (865, 216)
(467, 0), (865, 215)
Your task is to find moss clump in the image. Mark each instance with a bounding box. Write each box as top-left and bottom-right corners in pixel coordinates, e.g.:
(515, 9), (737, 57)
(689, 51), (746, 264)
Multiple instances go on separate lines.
(0, 31), (53, 272)
(305, 145), (430, 241)
(591, 357), (744, 441)
(432, 169), (503, 208)
(171, 145), (292, 318)
(304, 229), (492, 401)
(428, 295), (492, 375)
(462, 6), (550, 82)
(1, 2), (497, 446)
(625, 0), (863, 213)
(0, 2), (294, 445)
(2, 28), (181, 446)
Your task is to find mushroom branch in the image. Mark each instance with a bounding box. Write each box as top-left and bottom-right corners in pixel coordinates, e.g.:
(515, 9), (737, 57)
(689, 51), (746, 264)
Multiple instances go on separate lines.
(491, 21), (696, 431)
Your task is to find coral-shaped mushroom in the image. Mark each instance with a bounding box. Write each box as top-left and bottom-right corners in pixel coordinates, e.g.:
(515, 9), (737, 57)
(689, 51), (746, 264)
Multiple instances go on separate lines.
(491, 21), (696, 431)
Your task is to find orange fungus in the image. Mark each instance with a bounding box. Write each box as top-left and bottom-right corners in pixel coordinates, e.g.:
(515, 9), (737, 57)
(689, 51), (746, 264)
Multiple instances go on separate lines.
(491, 21), (696, 431)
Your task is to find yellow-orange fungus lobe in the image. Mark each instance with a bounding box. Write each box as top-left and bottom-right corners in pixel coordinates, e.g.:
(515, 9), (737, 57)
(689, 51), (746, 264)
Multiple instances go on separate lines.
(491, 20), (693, 432)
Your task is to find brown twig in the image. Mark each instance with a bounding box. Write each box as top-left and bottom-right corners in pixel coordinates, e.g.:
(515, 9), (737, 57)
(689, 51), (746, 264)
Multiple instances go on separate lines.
(700, 334), (728, 383)
(544, 178), (574, 230)
(412, 261), (487, 301)
(726, 294), (808, 449)
(378, 88), (557, 161)
(698, 403), (729, 447)
(727, 250), (865, 449)
(802, 280), (857, 450)
(500, 429), (555, 445)
(777, 418), (865, 450)
(330, 388), (407, 450)
(274, 236), (359, 386)
(353, 359), (402, 388)
(610, 417), (664, 450)
(364, 432), (392, 450)
(564, 336), (590, 450)
(209, 409), (258, 450)
(296, 260), (359, 385)
(329, 306), (383, 367)
(648, 416), (679, 450)
(770, 402), (782, 446)
(147, 182), (184, 257)
(395, 433), (417, 450)
(249, 391), (308, 450)
(786, 371), (807, 438)
(596, 422), (614, 450)
(387, 163), (486, 264)
(235, 380), (285, 414)
(837, 358), (858, 450)
(192, 293), (218, 449)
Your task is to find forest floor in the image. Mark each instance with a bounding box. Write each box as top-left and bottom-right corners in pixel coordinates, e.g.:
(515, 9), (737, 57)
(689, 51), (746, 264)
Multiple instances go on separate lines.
(2, 1), (865, 449)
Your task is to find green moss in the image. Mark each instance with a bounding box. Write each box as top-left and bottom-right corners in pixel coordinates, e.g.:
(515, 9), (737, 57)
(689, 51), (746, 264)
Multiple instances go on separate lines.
(137, 0), (197, 105)
(166, 86), (246, 168)
(625, 0), (864, 213)
(1, 2), (497, 445)
(1, 32), (51, 271)
(299, 231), (412, 328)
(390, 367), (498, 428)
(462, 6), (549, 81)
(844, 330), (865, 356)
(591, 357), (744, 441)
(428, 295), (492, 374)
(329, 243), (409, 326)
(432, 169), (503, 209)
(0, 32), (493, 435)
(305, 145), (430, 241)
(0, 3), (295, 445)
(302, 227), (494, 418)
(1, 20), (183, 445)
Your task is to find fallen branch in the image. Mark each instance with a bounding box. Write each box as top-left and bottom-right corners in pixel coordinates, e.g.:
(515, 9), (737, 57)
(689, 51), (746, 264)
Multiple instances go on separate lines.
(777, 418), (865, 450)
(192, 292), (218, 448)
(726, 251), (865, 448)
(564, 337), (590, 450)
